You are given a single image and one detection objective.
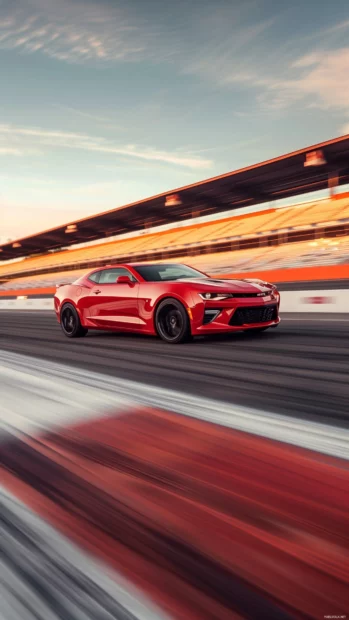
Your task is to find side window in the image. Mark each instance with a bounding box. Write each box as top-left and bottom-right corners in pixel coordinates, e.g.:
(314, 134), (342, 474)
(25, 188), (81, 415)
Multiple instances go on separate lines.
(88, 271), (101, 283)
(98, 268), (136, 284)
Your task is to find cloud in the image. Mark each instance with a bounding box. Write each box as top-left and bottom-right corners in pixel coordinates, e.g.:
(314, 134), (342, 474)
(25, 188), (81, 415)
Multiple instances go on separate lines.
(0, 0), (276, 75)
(0, 147), (26, 156)
(291, 53), (323, 69)
(325, 19), (349, 34)
(53, 104), (122, 129)
(0, 174), (56, 186)
(266, 47), (349, 111)
(0, 145), (41, 156)
(0, 124), (104, 142)
(176, 8), (349, 119)
(182, 12), (275, 87)
(292, 48), (349, 109)
(72, 182), (123, 195)
(0, 124), (212, 169)
(0, 0), (153, 64)
(205, 40), (349, 116)
(80, 143), (212, 168)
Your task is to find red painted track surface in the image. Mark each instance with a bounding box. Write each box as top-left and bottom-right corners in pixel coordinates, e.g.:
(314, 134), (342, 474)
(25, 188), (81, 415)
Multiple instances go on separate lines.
(1, 407), (348, 619)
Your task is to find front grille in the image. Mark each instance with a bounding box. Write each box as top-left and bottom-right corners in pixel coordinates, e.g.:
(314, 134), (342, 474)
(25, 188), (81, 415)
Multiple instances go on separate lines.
(230, 304), (278, 326)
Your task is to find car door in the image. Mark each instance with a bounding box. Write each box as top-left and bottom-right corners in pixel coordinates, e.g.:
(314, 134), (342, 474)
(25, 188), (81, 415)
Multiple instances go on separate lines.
(87, 268), (140, 329)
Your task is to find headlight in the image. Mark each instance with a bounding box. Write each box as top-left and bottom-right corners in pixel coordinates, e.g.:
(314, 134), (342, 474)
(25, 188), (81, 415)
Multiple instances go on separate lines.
(199, 292), (231, 301)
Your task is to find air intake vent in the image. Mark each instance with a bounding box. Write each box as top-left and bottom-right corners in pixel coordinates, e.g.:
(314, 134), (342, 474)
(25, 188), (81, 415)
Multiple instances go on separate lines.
(230, 304), (277, 326)
(203, 309), (221, 325)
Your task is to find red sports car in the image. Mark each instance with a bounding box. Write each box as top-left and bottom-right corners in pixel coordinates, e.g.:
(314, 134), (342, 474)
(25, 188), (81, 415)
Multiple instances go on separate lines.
(54, 263), (280, 343)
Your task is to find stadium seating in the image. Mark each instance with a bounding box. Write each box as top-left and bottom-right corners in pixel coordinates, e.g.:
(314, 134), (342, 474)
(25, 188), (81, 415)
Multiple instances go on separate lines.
(0, 196), (348, 281)
(188, 237), (348, 274)
(0, 269), (86, 291)
(1, 236), (348, 293)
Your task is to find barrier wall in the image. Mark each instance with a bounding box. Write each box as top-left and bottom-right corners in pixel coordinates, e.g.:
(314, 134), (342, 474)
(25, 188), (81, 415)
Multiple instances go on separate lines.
(0, 289), (348, 312)
(0, 298), (54, 310)
(280, 289), (349, 313)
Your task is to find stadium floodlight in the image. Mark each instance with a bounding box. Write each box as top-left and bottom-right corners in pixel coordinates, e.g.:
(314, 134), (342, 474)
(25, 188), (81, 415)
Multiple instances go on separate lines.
(65, 224), (77, 233)
(304, 149), (326, 167)
(165, 193), (182, 207)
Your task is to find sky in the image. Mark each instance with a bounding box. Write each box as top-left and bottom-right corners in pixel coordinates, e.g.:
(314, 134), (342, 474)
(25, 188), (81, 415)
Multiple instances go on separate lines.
(1, 0), (349, 243)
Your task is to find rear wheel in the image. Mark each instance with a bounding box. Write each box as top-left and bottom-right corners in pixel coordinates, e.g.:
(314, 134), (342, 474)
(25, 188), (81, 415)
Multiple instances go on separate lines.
(155, 299), (192, 344)
(60, 303), (88, 338)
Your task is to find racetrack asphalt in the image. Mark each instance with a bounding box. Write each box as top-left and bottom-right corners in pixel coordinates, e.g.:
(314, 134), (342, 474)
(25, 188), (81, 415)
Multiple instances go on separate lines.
(0, 311), (348, 427)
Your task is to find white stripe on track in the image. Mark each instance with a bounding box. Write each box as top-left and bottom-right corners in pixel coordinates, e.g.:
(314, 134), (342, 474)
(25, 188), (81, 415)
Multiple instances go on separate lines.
(0, 350), (348, 460)
(0, 486), (169, 620)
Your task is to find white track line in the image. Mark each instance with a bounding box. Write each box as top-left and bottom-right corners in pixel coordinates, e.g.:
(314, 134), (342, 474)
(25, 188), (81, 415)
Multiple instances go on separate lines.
(0, 350), (348, 460)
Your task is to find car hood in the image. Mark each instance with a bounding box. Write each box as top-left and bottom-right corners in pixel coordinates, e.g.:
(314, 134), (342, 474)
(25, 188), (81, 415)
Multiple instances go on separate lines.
(174, 277), (274, 293)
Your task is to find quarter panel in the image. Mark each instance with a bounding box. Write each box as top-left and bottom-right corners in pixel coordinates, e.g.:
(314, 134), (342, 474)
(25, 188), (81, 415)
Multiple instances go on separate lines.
(54, 284), (91, 325)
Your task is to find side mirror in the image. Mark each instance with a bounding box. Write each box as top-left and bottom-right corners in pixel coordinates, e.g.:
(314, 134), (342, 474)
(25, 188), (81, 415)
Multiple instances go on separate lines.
(116, 275), (132, 284)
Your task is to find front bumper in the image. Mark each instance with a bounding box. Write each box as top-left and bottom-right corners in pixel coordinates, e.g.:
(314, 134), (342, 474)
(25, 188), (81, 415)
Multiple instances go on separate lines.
(190, 297), (280, 335)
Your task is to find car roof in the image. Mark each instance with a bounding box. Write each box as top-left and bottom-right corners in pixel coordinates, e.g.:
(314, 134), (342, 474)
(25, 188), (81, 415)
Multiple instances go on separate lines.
(91, 262), (184, 269)
(128, 262), (186, 267)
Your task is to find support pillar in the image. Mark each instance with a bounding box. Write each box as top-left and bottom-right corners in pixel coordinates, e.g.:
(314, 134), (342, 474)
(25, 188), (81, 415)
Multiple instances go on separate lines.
(328, 171), (339, 198)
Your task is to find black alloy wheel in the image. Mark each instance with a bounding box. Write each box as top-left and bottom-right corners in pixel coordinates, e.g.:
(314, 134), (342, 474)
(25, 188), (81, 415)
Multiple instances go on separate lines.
(155, 299), (192, 344)
(60, 303), (88, 338)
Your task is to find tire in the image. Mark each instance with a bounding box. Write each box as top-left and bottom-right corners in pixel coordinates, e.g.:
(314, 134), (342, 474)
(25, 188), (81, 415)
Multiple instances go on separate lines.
(60, 303), (88, 338)
(155, 299), (192, 344)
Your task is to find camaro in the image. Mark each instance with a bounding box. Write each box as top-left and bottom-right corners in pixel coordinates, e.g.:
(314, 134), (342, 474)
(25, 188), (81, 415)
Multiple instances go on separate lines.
(54, 262), (280, 344)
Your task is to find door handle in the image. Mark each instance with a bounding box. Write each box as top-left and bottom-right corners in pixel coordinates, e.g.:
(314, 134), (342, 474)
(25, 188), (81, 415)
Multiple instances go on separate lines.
(94, 290), (101, 294)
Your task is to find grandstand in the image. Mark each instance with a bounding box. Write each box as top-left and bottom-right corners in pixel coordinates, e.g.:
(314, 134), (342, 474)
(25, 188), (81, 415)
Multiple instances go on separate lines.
(1, 135), (349, 297)
(1, 195), (348, 297)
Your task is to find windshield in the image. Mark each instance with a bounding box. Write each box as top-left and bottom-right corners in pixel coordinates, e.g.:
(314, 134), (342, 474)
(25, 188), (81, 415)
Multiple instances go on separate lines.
(133, 264), (207, 282)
